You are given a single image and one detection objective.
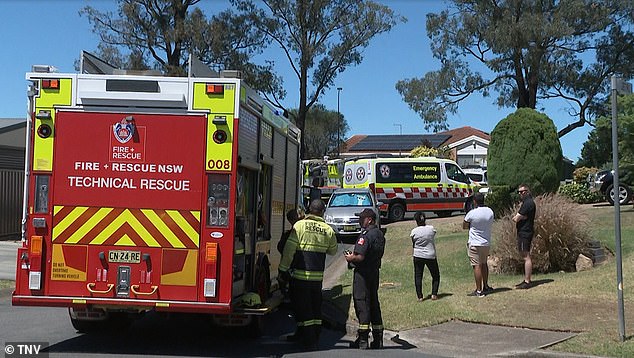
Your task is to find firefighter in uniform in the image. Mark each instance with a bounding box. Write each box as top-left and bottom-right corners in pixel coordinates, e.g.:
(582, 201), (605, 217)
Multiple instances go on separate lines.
(344, 208), (385, 349)
(278, 199), (338, 350)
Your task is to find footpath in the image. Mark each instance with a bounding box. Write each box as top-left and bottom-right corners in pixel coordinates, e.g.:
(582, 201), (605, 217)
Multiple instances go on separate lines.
(320, 252), (601, 358)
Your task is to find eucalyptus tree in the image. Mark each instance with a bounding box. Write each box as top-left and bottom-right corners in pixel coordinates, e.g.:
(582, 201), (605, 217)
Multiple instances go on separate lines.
(296, 104), (349, 159)
(80, 0), (282, 95)
(235, 0), (403, 157)
(396, 0), (634, 137)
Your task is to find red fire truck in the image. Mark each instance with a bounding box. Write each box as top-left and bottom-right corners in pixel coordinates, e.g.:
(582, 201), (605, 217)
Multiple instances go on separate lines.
(13, 53), (301, 333)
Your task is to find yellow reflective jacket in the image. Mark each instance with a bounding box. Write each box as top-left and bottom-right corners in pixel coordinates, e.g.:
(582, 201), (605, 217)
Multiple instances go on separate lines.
(279, 214), (337, 281)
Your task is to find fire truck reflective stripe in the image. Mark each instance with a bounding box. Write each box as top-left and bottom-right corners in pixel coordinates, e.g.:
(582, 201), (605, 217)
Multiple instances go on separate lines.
(136, 209), (182, 248)
(141, 209), (189, 248)
(65, 208), (115, 244)
(166, 210), (200, 247)
(52, 206), (200, 248)
(52, 206), (91, 241)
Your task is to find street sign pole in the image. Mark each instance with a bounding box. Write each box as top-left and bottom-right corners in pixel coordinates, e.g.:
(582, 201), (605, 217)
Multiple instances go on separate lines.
(611, 75), (630, 342)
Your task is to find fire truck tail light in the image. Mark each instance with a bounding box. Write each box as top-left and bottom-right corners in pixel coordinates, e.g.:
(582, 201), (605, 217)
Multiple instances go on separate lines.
(203, 278), (216, 297)
(205, 242), (218, 263)
(29, 271), (42, 290)
(206, 84), (224, 95)
(29, 236), (43, 256)
(42, 79), (60, 89)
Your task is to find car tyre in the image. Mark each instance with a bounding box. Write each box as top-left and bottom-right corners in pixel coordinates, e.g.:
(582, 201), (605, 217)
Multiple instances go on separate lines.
(606, 183), (632, 205)
(388, 203), (405, 222)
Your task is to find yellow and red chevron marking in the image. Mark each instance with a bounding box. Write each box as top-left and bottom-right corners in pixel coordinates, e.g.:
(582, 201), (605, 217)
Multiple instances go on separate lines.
(52, 206), (200, 248)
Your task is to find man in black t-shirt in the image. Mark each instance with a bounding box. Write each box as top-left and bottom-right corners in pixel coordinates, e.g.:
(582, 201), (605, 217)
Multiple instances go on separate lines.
(512, 184), (536, 289)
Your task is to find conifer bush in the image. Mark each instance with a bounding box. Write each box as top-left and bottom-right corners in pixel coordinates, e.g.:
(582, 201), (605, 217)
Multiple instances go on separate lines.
(491, 194), (592, 274)
(488, 108), (563, 195)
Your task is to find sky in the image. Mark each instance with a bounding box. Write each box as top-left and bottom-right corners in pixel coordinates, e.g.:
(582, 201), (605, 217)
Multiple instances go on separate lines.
(0, 0), (593, 161)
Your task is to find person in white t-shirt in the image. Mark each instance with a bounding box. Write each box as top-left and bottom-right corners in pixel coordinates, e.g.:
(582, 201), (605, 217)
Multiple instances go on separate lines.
(410, 211), (440, 301)
(463, 193), (494, 297)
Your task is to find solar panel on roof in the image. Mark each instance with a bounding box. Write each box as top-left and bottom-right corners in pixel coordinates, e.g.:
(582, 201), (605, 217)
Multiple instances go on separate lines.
(350, 135), (450, 151)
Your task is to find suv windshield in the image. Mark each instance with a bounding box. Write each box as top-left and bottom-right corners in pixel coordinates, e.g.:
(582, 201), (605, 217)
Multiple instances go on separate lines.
(329, 193), (372, 207)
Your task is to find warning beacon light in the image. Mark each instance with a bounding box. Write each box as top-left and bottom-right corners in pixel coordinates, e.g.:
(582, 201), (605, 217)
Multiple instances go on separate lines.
(206, 84), (224, 95)
(42, 79), (60, 89)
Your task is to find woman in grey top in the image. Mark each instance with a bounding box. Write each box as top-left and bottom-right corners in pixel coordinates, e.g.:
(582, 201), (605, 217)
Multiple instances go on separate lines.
(411, 211), (440, 301)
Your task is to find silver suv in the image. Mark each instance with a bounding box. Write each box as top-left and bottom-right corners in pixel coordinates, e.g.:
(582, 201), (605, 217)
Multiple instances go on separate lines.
(324, 188), (382, 243)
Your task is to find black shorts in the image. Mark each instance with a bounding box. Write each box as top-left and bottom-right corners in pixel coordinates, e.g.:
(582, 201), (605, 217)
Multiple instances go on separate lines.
(517, 235), (533, 253)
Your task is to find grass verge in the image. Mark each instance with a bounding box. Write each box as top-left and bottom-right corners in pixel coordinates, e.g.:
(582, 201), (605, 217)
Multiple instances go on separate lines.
(0, 279), (15, 290)
(335, 204), (634, 357)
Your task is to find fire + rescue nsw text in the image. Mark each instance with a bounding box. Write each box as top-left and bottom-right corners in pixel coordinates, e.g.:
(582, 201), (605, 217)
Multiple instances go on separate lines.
(74, 161), (184, 173)
(67, 176), (190, 191)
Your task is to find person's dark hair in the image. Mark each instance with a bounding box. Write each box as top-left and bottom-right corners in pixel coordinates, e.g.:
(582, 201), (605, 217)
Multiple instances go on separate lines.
(308, 199), (326, 215)
(286, 209), (302, 224)
(519, 183), (530, 192)
(473, 192), (485, 206)
(414, 211), (426, 226)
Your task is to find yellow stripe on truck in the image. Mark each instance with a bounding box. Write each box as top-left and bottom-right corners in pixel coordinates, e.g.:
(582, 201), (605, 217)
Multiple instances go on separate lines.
(52, 206), (200, 248)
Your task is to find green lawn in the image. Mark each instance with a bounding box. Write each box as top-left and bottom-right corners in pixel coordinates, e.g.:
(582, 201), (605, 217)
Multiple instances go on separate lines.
(0, 279), (14, 290)
(334, 204), (634, 357)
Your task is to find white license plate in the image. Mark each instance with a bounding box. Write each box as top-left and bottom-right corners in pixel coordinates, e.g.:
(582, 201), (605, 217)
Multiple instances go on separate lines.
(108, 250), (141, 264)
(343, 225), (357, 232)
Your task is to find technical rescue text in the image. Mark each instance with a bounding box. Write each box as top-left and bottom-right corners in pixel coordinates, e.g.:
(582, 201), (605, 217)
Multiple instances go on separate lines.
(68, 161), (190, 191)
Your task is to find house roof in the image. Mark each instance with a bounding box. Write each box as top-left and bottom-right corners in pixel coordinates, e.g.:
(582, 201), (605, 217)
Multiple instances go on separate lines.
(346, 134), (451, 152)
(0, 118), (26, 134)
(437, 126), (490, 146)
(342, 126), (490, 154)
(343, 135), (367, 151)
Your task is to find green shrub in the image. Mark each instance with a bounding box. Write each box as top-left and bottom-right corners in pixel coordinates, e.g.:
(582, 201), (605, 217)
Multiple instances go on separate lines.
(491, 194), (592, 274)
(488, 108), (563, 195)
(572, 166), (598, 184)
(558, 183), (603, 204)
(484, 185), (515, 218)
(410, 145), (450, 158)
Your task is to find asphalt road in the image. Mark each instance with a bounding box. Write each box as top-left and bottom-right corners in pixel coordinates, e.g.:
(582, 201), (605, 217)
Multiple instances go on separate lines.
(0, 238), (426, 358)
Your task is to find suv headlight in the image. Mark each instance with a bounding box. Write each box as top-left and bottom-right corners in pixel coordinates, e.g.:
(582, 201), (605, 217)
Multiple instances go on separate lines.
(325, 214), (334, 223)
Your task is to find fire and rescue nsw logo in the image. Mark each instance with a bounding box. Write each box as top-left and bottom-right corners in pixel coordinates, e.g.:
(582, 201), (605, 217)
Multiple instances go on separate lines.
(109, 116), (146, 163)
(113, 117), (135, 144)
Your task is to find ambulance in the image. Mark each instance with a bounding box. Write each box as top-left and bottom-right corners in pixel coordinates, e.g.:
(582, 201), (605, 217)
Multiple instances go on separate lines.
(343, 157), (475, 221)
(301, 157), (344, 203)
(13, 53), (301, 333)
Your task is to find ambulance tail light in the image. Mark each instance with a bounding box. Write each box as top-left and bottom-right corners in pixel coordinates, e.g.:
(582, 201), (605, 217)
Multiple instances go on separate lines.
(204, 242), (218, 298)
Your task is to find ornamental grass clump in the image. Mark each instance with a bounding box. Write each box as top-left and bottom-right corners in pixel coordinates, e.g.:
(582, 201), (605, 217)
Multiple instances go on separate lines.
(492, 194), (593, 274)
